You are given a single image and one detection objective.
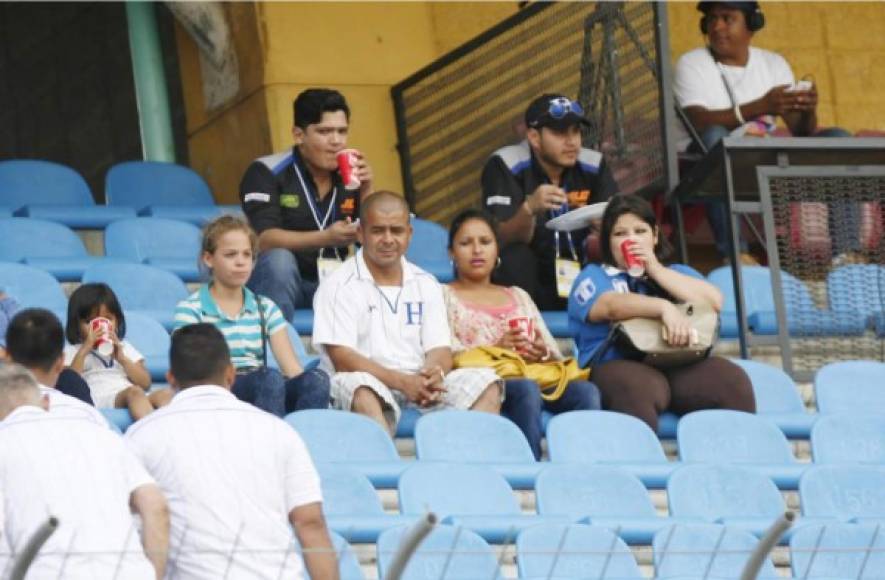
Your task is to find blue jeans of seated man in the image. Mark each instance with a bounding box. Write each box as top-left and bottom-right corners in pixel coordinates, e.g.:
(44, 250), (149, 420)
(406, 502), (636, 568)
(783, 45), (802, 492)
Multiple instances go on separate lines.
(233, 367), (331, 417)
(502, 379), (601, 460)
(248, 248), (319, 323)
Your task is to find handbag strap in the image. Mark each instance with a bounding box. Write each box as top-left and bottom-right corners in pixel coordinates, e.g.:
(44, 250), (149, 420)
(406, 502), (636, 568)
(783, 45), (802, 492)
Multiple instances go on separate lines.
(586, 324), (618, 370)
(256, 297), (268, 368)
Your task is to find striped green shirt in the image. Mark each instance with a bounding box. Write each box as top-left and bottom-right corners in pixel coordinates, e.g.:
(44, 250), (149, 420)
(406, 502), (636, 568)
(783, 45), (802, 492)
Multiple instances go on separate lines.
(174, 284), (287, 370)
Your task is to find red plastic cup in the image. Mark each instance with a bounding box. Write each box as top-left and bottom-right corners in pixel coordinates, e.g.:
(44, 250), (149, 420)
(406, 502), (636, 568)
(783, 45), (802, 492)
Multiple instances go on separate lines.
(90, 317), (114, 356)
(336, 149), (361, 190)
(620, 239), (645, 277)
(508, 317), (535, 342)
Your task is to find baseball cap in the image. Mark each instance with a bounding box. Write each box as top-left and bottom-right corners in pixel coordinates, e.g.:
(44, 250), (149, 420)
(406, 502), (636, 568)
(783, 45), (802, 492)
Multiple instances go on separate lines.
(696, 1), (759, 14)
(524, 94), (590, 131)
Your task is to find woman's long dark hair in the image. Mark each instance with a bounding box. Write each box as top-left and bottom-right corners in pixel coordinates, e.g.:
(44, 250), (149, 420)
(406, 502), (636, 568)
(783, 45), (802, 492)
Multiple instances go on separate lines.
(599, 194), (671, 266)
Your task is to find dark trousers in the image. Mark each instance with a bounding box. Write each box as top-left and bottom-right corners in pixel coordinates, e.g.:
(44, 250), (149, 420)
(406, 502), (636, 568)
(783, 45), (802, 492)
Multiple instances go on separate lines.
(56, 368), (94, 405)
(233, 367), (330, 417)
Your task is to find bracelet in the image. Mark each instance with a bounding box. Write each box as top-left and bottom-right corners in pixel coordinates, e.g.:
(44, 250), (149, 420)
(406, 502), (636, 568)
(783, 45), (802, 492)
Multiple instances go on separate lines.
(733, 103), (745, 125)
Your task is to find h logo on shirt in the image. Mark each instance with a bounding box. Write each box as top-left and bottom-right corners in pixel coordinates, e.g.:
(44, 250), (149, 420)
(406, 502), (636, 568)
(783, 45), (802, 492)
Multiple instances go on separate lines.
(404, 301), (423, 325)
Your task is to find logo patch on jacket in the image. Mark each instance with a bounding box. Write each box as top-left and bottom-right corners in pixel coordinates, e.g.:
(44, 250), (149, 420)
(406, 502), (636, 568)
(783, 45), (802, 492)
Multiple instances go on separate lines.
(280, 194), (300, 209)
(567, 189), (591, 207)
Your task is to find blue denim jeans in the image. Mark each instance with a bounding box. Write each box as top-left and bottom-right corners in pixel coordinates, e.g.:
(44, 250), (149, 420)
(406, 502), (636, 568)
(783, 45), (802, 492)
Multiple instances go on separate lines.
(502, 378), (601, 460)
(247, 249), (319, 322)
(233, 367), (330, 417)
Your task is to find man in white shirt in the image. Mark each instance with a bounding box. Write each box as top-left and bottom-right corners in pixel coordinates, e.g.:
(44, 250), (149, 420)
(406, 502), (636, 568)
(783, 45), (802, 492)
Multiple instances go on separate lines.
(5, 308), (109, 428)
(125, 323), (337, 580)
(313, 190), (502, 434)
(0, 363), (168, 579)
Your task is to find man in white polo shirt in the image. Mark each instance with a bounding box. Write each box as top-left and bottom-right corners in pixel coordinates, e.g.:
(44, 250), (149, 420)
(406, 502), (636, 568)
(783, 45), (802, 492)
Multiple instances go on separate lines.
(0, 363), (169, 579)
(5, 308), (109, 427)
(313, 190), (503, 434)
(125, 323), (337, 580)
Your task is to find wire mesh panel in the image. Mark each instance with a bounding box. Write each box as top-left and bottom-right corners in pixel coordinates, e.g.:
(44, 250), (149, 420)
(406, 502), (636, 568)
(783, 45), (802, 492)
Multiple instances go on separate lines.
(765, 169), (885, 373)
(391, 1), (669, 225)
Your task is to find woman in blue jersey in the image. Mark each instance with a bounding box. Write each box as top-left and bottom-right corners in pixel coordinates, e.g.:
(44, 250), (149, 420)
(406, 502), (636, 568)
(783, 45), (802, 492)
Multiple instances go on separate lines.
(568, 195), (754, 430)
(174, 214), (330, 416)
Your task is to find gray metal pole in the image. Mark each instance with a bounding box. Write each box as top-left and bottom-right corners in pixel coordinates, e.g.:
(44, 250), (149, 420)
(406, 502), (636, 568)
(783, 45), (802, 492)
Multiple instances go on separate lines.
(126, 1), (176, 162)
(384, 512), (437, 580)
(9, 516), (59, 580)
(740, 511), (794, 580)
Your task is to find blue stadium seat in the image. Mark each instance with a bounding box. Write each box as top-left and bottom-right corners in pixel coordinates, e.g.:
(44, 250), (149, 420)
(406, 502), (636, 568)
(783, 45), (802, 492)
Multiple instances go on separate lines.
(668, 464), (789, 538)
(0, 208), (11, 218)
(540, 310), (570, 338)
(268, 323), (319, 370)
(677, 410), (806, 489)
(100, 408), (134, 433)
(82, 262), (189, 330)
(708, 266), (867, 338)
(828, 264), (885, 329)
(536, 464), (695, 545)
(0, 263), (67, 313)
(284, 409), (405, 488)
(516, 523), (643, 578)
(815, 360), (885, 415)
(790, 523), (885, 578)
(295, 530), (364, 580)
(398, 463), (567, 544)
(395, 408), (420, 438)
(800, 465), (885, 522)
(405, 217), (452, 283)
(0, 218), (108, 281)
(104, 218), (203, 282)
(124, 311), (171, 382)
(546, 410), (676, 488)
(293, 308), (314, 335)
(376, 524), (501, 580)
(318, 465), (417, 543)
(105, 161), (241, 225)
(812, 414), (885, 464)
(0, 159), (135, 228)
(653, 524), (779, 578)
(414, 410), (540, 489)
(729, 358), (816, 438)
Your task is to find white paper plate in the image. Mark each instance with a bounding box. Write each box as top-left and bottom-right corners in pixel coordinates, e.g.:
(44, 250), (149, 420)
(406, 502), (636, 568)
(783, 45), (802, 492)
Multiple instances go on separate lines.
(545, 202), (608, 232)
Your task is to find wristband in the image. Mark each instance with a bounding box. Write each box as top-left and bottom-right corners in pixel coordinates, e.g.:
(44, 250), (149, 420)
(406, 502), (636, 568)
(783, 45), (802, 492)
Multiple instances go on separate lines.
(733, 103), (745, 125)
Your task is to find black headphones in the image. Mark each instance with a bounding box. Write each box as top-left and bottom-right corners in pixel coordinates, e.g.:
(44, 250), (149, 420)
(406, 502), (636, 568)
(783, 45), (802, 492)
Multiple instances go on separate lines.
(699, 2), (765, 34)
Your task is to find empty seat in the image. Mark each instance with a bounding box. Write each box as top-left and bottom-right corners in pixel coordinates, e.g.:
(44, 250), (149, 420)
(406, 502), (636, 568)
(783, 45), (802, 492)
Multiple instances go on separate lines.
(105, 161), (240, 225)
(729, 358), (816, 438)
(828, 264), (885, 329)
(82, 262), (189, 330)
(677, 410), (806, 489)
(376, 524), (501, 580)
(812, 414), (885, 464)
(546, 410), (676, 487)
(536, 464), (693, 545)
(285, 409), (405, 488)
(654, 524), (779, 578)
(790, 523), (885, 578)
(319, 465), (416, 543)
(815, 360), (885, 415)
(800, 465), (885, 522)
(0, 263), (67, 314)
(414, 410), (540, 489)
(516, 523), (643, 578)
(398, 463), (566, 544)
(0, 159), (134, 228)
(104, 218), (202, 282)
(0, 218), (107, 281)
(124, 311), (171, 382)
(405, 218), (452, 283)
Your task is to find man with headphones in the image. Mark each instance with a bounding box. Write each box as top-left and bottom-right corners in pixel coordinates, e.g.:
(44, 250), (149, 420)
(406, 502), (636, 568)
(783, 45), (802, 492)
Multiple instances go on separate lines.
(673, 1), (854, 263)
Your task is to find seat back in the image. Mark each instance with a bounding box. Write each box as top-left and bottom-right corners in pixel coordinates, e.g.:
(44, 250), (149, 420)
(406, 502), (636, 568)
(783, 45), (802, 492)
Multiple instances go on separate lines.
(317, 465), (385, 517)
(377, 524), (500, 580)
(536, 464), (656, 518)
(812, 414), (885, 464)
(123, 311), (171, 361)
(82, 262), (188, 313)
(104, 217), (202, 262)
(654, 524), (778, 578)
(0, 160), (93, 210)
(0, 218), (88, 261)
(800, 465), (885, 519)
(517, 523), (642, 579)
(546, 410), (668, 464)
(0, 263), (67, 312)
(105, 161), (214, 211)
(729, 358), (806, 414)
(678, 410), (796, 464)
(295, 530), (363, 580)
(414, 410), (534, 464)
(790, 523), (885, 578)
(828, 264), (885, 314)
(709, 266), (817, 313)
(398, 463), (519, 517)
(668, 464), (784, 520)
(405, 217), (448, 265)
(815, 361), (885, 414)
(285, 409), (399, 463)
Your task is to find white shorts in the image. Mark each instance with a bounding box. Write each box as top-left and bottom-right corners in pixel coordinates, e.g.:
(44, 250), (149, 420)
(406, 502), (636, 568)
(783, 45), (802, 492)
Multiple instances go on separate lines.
(92, 386), (127, 409)
(330, 368), (503, 431)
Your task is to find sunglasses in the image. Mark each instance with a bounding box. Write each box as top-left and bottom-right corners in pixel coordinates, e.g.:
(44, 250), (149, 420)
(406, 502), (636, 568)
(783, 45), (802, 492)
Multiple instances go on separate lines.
(547, 97), (584, 119)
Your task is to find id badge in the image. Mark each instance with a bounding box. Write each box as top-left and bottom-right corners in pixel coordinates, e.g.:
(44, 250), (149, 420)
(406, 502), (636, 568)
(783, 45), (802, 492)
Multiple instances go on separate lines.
(317, 258), (343, 283)
(555, 258), (581, 298)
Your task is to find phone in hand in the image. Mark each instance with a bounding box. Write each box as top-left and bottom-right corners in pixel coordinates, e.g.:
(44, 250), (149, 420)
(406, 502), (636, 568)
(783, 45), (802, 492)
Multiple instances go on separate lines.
(786, 80), (813, 93)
